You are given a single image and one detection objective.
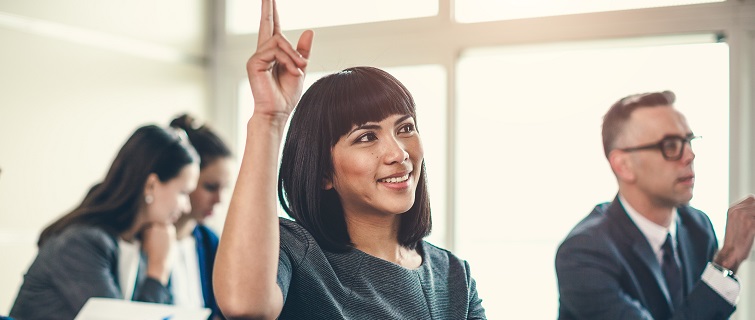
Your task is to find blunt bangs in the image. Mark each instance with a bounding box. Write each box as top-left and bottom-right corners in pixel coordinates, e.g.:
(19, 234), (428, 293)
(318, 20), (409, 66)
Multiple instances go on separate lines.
(321, 67), (417, 146)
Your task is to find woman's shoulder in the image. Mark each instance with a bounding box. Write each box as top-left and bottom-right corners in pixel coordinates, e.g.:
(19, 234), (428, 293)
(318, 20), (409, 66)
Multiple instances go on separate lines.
(31, 225), (119, 273)
(64, 224), (116, 241)
(421, 241), (472, 274)
(422, 241), (458, 261)
(44, 224), (118, 255)
(193, 224), (220, 243)
(279, 217), (310, 236)
(278, 217), (316, 257)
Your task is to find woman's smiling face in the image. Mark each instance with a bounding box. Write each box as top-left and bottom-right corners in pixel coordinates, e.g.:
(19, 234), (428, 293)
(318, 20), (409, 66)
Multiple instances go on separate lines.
(327, 113), (423, 218)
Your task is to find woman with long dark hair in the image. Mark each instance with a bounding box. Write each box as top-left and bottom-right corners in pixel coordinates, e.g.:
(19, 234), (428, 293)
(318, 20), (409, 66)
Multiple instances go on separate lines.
(10, 125), (199, 320)
(214, 1), (486, 319)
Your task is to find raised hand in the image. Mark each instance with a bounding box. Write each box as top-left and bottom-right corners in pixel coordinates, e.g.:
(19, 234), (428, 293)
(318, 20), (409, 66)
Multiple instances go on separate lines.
(714, 194), (755, 273)
(215, 2), (312, 318)
(247, 0), (314, 118)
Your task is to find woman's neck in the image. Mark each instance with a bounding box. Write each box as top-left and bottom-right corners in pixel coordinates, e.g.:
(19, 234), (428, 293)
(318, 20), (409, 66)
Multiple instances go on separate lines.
(345, 213), (421, 269)
(120, 212), (145, 242)
(175, 214), (197, 240)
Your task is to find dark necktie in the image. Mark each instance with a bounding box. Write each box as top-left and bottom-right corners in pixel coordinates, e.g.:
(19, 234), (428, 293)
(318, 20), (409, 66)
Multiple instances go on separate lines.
(662, 233), (683, 309)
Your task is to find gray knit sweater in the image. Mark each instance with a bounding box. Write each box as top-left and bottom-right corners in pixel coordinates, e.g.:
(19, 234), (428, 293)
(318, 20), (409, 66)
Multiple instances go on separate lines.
(275, 218), (486, 319)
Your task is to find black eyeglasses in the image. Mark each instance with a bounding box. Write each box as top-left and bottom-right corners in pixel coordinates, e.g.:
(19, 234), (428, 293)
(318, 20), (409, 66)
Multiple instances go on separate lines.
(619, 134), (700, 161)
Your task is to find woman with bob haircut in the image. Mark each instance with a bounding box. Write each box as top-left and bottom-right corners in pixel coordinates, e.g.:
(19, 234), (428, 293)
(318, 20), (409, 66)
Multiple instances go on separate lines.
(214, 1), (486, 319)
(10, 125), (200, 320)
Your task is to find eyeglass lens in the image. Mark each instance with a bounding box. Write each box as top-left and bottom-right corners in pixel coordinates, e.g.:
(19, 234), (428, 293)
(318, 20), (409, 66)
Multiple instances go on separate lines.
(661, 138), (683, 158)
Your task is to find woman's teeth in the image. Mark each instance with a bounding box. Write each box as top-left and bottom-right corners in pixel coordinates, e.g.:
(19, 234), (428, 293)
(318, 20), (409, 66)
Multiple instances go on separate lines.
(379, 173), (409, 183)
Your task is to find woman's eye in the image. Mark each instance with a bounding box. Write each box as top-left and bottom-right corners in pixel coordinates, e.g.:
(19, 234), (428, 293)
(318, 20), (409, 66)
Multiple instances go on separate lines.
(398, 123), (415, 134)
(357, 132), (378, 143)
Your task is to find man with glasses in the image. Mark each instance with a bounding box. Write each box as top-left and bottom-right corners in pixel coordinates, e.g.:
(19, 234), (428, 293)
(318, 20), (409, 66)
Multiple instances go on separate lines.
(555, 91), (755, 319)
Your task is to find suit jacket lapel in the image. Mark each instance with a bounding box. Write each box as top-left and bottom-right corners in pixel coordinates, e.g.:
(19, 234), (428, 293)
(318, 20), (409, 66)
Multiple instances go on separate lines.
(607, 197), (674, 309)
(192, 226), (211, 307)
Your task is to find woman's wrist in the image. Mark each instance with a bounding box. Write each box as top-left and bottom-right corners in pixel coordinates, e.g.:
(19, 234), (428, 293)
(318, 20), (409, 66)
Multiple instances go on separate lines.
(147, 263), (170, 285)
(248, 111), (288, 133)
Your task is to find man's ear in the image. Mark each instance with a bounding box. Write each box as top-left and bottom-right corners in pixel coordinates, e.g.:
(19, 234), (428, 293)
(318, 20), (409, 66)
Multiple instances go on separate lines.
(609, 150), (636, 183)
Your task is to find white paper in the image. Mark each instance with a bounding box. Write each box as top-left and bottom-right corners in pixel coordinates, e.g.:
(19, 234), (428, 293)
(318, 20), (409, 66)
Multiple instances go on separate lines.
(75, 297), (211, 320)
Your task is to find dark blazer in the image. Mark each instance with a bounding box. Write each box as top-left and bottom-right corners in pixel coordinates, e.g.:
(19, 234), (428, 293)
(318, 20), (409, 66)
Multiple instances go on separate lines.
(10, 225), (171, 320)
(555, 197), (735, 320)
(192, 224), (223, 320)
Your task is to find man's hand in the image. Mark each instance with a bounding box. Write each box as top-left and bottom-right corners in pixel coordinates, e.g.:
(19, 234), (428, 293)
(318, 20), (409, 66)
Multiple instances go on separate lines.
(714, 195), (755, 273)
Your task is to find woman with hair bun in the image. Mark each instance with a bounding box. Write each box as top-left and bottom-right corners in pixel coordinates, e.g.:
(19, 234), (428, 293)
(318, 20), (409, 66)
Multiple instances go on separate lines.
(169, 114), (232, 320)
(10, 125), (200, 320)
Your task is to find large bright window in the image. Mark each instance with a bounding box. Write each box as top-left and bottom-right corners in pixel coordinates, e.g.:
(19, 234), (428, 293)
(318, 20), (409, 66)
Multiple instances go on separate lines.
(227, 0), (438, 34)
(455, 36), (729, 319)
(455, 0), (724, 23)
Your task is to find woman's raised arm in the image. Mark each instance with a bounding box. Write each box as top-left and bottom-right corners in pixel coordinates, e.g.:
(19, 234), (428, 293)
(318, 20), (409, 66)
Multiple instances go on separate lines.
(214, 1), (313, 318)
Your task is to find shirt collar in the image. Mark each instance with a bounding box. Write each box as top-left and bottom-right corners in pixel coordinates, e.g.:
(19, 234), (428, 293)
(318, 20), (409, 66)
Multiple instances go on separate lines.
(618, 194), (678, 261)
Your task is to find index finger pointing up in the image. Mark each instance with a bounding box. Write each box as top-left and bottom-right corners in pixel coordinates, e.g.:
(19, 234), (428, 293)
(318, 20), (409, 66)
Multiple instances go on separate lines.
(257, 0), (278, 47)
(272, 0), (282, 35)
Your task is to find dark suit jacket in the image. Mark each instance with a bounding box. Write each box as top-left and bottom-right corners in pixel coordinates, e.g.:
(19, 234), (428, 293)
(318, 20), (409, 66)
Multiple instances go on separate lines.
(555, 197), (735, 320)
(10, 225), (171, 320)
(193, 224), (223, 320)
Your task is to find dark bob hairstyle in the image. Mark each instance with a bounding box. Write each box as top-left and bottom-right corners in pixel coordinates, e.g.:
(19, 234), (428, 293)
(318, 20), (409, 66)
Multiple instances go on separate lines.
(278, 66), (432, 253)
(38, 125), (198, 246)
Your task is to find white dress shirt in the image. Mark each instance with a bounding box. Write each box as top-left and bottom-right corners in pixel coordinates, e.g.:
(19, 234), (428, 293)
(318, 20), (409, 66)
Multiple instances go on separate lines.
(171, 236), (204, 308)
(117, 238), (141, 300)
(619, 195), (739, 306)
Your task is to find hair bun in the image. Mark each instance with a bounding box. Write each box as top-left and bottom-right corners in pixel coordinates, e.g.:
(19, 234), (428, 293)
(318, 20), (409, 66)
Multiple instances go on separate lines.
(170, 114), (202, 132)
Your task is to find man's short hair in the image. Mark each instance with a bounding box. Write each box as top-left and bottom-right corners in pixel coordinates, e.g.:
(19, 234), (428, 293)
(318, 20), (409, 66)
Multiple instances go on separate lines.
(602, 90), (676, 158)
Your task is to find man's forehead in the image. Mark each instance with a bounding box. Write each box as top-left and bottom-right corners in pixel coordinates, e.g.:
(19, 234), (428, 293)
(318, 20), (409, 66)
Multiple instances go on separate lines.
(625, 106), (691, 137)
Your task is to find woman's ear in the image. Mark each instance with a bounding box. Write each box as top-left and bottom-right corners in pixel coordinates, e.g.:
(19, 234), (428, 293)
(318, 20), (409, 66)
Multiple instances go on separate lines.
(144, 173), (159, 197)
(609, 150), (636, 183)
(323, 176), (333, 190)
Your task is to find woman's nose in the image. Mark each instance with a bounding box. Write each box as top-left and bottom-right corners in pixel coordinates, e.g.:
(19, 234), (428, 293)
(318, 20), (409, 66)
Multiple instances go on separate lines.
(384, 137), (409, 164)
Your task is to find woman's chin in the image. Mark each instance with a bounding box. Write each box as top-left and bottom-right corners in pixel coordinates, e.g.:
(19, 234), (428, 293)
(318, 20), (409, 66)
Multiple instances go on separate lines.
(192, 211), (212, 223)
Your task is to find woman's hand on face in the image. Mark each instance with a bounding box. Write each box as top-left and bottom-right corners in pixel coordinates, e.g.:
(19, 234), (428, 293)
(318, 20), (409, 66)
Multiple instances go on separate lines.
(247, 0), (314, 118)
(141, 222), (177, 285)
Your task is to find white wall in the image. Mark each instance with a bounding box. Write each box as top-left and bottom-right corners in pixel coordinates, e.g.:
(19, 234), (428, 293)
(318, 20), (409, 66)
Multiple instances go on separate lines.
(0, 0), (208, 313)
